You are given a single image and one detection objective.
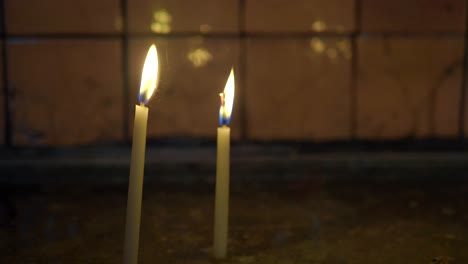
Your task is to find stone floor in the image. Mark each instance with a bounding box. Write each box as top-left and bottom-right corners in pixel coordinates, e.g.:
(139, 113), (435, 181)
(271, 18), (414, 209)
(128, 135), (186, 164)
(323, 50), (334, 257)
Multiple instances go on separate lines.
(0, 180), (466, 264)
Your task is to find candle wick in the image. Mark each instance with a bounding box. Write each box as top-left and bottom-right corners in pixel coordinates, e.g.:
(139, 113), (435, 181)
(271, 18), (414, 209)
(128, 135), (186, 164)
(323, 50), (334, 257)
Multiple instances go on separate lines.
(140, 102), (145, 107)
(219, 93), (225, 108)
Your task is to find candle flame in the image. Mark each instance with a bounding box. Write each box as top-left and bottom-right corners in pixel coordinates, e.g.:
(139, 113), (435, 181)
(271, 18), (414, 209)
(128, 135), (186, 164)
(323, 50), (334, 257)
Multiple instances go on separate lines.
(219, 68), (235, 126)
(139, 44), (159, 105)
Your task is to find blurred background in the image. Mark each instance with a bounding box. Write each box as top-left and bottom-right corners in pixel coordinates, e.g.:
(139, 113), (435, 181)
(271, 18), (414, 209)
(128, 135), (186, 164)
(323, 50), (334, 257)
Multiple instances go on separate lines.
(1, 1), (468, 263)
(0, 0), (466, 147)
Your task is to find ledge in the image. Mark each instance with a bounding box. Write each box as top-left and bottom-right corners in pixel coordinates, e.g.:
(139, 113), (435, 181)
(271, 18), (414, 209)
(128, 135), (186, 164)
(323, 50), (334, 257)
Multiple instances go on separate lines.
(1, 146), (468, 184)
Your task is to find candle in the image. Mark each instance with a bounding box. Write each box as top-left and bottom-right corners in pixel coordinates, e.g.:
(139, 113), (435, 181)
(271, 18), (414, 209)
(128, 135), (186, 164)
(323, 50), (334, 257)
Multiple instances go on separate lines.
(214, 68), (235, 259)
(124, 44), (159, 264)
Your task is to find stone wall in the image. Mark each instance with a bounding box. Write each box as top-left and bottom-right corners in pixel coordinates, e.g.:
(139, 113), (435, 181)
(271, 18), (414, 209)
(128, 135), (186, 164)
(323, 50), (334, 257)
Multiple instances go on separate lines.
(0, 0), (466, 145)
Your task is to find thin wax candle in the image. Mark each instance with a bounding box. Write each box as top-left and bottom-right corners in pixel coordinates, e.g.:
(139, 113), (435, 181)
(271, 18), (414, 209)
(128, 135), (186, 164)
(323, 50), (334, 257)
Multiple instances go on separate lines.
(124, 44), (159, 264)
(214, 68), (235, 259)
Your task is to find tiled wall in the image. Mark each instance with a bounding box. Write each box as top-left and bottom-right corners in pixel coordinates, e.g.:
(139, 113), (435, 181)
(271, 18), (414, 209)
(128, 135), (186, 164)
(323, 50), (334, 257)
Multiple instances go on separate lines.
(0, 0), (466, 146)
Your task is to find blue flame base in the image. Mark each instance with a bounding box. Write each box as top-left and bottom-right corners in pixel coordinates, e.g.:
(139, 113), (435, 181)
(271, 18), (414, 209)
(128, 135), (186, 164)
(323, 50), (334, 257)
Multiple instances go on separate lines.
(219, 112), (232, 126)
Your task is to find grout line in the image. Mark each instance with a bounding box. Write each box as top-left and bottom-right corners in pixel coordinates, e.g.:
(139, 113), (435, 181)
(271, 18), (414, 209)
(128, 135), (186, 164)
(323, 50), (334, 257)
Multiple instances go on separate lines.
(7, 34), (123, 39)
(0, 0), (11, 146)
(4, 32), (466, 40)
(121, 0), (130, 142)
(459, 0), (468, 139)
(350, 0), (362, 140)
(350, 37), (358, 140)
(239, 0), (248, 140)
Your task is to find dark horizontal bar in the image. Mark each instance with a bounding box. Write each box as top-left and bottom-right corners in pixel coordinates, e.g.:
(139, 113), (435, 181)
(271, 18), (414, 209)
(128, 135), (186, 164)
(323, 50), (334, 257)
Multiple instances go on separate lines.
(129, 31), (354, 38)
(139, 136), (468, 151)
(357, 32), (465, 38)
(4, 32), (349, 40)
(6, 33), (123, 39)
(2, 146), (468, 184)
(3, 144), (468, 163)
(2, 31), (465, 41)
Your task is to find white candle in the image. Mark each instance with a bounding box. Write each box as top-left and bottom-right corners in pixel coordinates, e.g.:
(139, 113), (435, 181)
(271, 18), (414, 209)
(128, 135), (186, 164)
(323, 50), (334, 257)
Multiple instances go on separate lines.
(214, 68), (235, 259)
(124, 44), (159, 264)
(124, 103), (147, 264)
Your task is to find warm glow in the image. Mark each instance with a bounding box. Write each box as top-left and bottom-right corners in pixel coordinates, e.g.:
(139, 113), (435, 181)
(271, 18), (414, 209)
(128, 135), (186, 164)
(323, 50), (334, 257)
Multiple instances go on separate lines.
(219, 68), (235, 125)
(188, 48), (213, 67)
(139, 44), (159, 105)
(151, 9), (172, 33)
